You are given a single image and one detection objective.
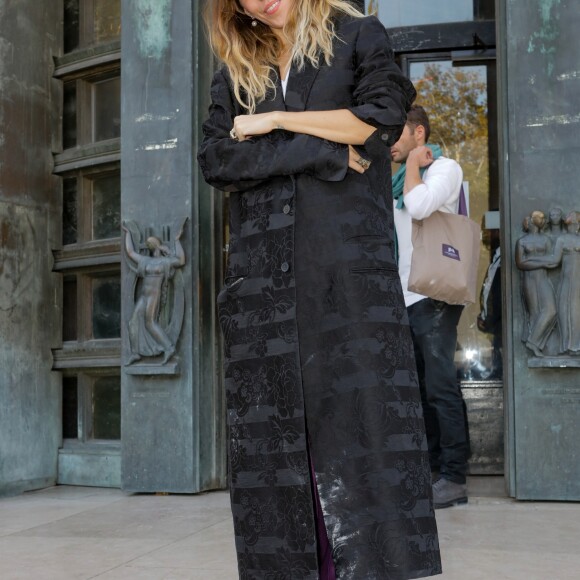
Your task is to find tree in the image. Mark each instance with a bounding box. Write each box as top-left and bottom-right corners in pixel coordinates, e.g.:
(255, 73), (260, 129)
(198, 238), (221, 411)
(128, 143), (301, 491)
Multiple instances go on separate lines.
(414, 63), (488, 174)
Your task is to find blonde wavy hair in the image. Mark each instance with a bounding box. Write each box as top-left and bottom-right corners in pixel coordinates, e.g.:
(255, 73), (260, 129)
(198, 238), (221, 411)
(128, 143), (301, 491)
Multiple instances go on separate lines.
(204, 0), (363, 113)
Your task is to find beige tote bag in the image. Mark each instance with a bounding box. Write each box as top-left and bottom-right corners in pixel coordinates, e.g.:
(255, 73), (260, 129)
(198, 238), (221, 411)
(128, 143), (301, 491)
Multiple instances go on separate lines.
(407, 187), (481, 305)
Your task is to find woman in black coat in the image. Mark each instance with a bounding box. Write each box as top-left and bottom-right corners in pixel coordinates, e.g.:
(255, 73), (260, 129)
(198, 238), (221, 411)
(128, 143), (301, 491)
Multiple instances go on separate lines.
(198, 1), (441, 578)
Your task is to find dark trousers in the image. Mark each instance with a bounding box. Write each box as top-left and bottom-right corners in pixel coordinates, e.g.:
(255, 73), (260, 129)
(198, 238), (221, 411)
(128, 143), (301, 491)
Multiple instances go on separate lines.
(407, 298), (470, 484)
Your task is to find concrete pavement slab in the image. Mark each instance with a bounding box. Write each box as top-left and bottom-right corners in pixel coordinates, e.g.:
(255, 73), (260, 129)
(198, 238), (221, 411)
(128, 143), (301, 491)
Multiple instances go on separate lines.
(0, 480), (578, 580)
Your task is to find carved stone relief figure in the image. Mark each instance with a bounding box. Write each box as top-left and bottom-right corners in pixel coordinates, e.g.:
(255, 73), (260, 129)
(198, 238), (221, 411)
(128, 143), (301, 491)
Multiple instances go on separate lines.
(123, 218), (187, 368)
(553, 212), (580, 354)
(547, 206), (564, 242)
(515, 208), (580, 364)
(515, 211), (558, 357)
(525, 211), (580, 355)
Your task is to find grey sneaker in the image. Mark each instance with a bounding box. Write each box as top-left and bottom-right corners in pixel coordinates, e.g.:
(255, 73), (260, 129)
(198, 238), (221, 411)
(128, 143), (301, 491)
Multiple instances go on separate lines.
(432, 477), (468, 509)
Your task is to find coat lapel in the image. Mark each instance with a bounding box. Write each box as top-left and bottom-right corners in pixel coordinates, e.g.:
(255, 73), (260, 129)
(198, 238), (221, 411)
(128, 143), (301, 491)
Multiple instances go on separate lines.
(255, 70), (286, 114)
(284, 60), (320, 112)
(254, 61), (320, 114)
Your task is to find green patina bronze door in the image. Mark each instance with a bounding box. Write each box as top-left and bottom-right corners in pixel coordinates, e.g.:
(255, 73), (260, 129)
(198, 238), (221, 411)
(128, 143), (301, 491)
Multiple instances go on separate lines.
(54, 0), (123, 487)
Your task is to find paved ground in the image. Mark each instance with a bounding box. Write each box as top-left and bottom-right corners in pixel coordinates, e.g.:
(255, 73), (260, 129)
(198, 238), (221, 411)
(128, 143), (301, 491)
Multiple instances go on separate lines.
(0, 478), (578, 579)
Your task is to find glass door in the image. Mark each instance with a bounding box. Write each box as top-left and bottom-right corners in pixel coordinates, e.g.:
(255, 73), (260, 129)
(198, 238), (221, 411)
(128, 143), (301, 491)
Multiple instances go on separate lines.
(401, 54), (504, 474)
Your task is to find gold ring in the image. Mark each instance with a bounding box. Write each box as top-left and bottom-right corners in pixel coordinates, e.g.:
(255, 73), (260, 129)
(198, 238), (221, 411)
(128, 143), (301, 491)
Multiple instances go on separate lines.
(230, 128), (238, 141)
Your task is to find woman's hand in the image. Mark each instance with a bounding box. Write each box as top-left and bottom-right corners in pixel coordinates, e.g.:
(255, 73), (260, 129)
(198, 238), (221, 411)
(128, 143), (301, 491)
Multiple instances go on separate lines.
(348, 145), (371, 174)
(231, 113), (279, 142)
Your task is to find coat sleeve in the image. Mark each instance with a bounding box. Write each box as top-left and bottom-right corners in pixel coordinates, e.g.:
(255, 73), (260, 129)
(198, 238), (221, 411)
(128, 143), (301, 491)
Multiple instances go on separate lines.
(197, 68), (349, 192)
(347, 16), (416, 156)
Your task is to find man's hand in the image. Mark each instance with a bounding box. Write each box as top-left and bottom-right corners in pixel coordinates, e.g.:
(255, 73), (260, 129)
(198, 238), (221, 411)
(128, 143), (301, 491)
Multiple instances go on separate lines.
(403, 145), (434, 194)
(407, 145), (434, 168)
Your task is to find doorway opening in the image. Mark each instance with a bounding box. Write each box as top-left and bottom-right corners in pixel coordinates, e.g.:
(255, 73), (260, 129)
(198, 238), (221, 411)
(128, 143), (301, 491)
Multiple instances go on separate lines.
(398, 51), (504, 480)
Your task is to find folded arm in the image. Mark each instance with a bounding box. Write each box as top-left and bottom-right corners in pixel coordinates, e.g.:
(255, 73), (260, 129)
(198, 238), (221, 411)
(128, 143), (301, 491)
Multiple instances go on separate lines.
(229, 17), (416, 159)
(233, 109), (375, 145)
(516, 240), (563, 270)
(197, 69), (348, 192)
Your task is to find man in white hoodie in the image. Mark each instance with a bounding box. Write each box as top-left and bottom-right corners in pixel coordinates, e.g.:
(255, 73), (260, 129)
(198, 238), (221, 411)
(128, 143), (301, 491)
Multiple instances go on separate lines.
(391, 105), (470, 509)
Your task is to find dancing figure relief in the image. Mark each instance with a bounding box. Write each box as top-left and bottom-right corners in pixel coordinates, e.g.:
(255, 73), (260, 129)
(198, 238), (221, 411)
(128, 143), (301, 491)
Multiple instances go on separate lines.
(123, 218), (187, 368)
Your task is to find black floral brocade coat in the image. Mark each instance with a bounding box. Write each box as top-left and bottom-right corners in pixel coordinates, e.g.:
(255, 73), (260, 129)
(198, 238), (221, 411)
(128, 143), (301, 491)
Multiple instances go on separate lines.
(198, 15), (441, 580)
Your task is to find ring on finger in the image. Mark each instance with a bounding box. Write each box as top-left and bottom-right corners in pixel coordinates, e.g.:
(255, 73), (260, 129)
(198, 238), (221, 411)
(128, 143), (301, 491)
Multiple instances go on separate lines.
(356, 157), (371, 170)
(230, 128), (239, 141)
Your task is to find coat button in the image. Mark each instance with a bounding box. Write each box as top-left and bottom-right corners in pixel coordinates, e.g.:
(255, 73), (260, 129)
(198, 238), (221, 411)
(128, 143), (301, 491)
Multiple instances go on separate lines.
(381, 132), (389, 141)
(283, 204), (291, 214)
(281, 262), (290, 273)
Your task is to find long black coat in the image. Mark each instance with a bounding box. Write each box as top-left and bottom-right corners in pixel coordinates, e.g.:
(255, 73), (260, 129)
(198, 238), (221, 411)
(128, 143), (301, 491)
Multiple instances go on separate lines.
(198, 15), (441, 580)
